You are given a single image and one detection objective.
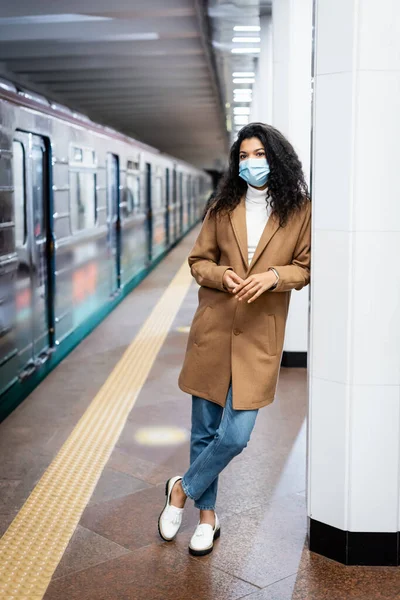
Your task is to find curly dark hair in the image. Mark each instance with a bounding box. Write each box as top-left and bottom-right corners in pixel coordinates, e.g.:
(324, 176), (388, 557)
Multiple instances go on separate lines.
(209, 122), (309, 227)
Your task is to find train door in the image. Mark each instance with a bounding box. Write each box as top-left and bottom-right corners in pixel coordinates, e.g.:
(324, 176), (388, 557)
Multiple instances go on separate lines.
(106, 153), (121, 294)
(146, 162), (152, 263)
(165, 167), (170, 247)
(179, 172), (183, 235)
(187, 175), (192, 226)
(172, 166), (177, 241)
(13, 132), (53, 378)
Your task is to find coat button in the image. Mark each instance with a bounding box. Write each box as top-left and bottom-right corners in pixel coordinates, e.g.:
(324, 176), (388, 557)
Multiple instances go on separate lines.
(233, 329), (241, 336)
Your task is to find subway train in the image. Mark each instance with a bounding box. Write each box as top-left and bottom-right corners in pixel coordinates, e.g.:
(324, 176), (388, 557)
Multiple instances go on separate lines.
(0, 78), (212, 420)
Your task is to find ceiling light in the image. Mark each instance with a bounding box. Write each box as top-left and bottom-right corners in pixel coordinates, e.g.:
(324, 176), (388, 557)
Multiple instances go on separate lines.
(234, 107), (251, 115)
(102, 33), (159, 41)
(232, 72), (255, 77)
(77, 32), (159, 42)
(234, 116), (249, 125)
(233, 89), (252, 94)
(232, 48), (261, 54)
(0, 14), (113, 25)
(233, 78), (255, 84)
(232, 37), (261, 43)
(234, 26), (261, 32)
(234, 99), (251, 104)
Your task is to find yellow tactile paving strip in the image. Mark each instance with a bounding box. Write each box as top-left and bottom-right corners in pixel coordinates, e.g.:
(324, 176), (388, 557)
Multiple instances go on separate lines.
(0, 260), (192, 599)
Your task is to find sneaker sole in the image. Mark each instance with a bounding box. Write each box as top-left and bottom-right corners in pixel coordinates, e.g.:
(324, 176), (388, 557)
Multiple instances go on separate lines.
(188, 527), (221, 556)
(158, 477), (180, 542)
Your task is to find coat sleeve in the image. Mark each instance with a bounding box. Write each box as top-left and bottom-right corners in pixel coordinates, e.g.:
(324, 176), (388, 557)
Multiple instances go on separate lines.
(269, 199), (311, 293)
(188, 208), (233, 292)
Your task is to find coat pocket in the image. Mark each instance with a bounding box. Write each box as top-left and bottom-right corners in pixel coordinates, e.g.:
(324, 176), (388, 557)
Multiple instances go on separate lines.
(192, 305), (213, 346)
(267, 314), (277, 356)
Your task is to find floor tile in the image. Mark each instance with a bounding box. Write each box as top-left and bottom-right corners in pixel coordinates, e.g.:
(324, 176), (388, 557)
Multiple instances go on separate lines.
(80, 484), (199, 550)
(107, 448), (175, 486)
(0, 479), (21, 506)
(53, 525), (131, 580)
(0, 451), (55, 513)
(238, 575), (297, 600)
(45, 542), (258, 600)
(174, 492), (308, 589)
(242, 554), (400, 600)
(0, 511), (18, 537)
(87, 468), (151, 506)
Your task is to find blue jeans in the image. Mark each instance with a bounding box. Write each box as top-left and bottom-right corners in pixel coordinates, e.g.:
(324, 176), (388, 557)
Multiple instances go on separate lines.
(181, 383), (259, 510)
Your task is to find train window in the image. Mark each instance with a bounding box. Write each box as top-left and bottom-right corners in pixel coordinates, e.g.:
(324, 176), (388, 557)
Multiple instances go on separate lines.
(70, 172), (96, 232)
(122, 173), (140, 217)
(121, 157), (141, 218)
(179, 173), (184, 202)
(72, 147), (83, 162)
(31, 145), (45, 239)
(69, 145), (97, 232)
(127, 158), (140, 171)
(187, 176), (191, 202)
(70, 145), (96, 167)
(153, 176), (164, 209)
(12, 140), (26, 247)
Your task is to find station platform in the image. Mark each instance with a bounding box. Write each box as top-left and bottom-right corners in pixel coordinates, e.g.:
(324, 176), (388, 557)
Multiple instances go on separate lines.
(0, 227), (398, 600)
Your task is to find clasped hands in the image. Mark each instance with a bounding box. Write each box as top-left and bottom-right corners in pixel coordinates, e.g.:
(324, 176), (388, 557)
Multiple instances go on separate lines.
(222, 269), (277, 303)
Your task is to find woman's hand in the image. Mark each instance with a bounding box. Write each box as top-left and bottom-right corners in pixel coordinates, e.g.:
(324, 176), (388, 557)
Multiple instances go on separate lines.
(222, 269), (244, 293)
(233, 271), (277, 303)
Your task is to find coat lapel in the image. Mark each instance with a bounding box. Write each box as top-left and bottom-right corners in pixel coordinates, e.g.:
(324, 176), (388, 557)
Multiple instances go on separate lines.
(229, 196), (248, 270)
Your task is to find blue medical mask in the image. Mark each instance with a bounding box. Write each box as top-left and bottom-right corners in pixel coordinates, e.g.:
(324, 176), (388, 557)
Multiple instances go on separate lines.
(239, 157), (270, 187)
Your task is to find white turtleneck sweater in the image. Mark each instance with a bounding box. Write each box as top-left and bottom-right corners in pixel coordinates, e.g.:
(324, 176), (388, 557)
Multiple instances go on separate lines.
(245, 184), (271, 265)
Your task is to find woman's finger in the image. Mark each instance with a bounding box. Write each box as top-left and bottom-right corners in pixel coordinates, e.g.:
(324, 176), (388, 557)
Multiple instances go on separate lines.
(247, 286), (265, 303)
(242, 282), (265, 301)
(233, 277), (253, 294)
(237, 281), (259, 300)
(230, 271), (243, 282)
(227, 271), (243, 285)
(235, 280), (255, 297)
(224, 271), (242, 291)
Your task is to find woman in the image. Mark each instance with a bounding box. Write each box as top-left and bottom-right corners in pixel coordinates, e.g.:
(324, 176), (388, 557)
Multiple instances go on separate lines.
(158, 122), (311, 556)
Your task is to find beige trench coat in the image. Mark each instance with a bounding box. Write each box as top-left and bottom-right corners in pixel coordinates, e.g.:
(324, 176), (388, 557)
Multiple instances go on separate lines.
(178, 195), (312, 410)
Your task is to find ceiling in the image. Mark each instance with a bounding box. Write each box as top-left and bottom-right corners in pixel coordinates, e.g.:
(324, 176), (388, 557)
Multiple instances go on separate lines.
(208, 0), (272, 143)
(0, 0), (230, 170)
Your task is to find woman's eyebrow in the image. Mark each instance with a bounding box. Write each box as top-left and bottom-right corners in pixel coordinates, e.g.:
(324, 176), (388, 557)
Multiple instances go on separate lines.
(254, 147), (265, 152)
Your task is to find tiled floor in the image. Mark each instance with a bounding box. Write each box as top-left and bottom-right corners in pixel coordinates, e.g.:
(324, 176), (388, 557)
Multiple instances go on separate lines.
(1, 227), (399, 599)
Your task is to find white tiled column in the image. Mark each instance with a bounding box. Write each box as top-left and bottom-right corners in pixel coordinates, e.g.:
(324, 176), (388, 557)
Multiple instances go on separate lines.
(272, 0), (313, 358)
(308, 0), (400, 565)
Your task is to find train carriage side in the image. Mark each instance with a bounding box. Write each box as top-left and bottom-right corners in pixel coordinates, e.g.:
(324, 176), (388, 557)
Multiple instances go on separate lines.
(0, 86), (212, 419)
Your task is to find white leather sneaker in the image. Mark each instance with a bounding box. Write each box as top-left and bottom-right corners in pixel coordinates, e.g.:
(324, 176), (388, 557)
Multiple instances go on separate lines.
(188, 512), (220, 556)
(158, 476), (184, 541)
